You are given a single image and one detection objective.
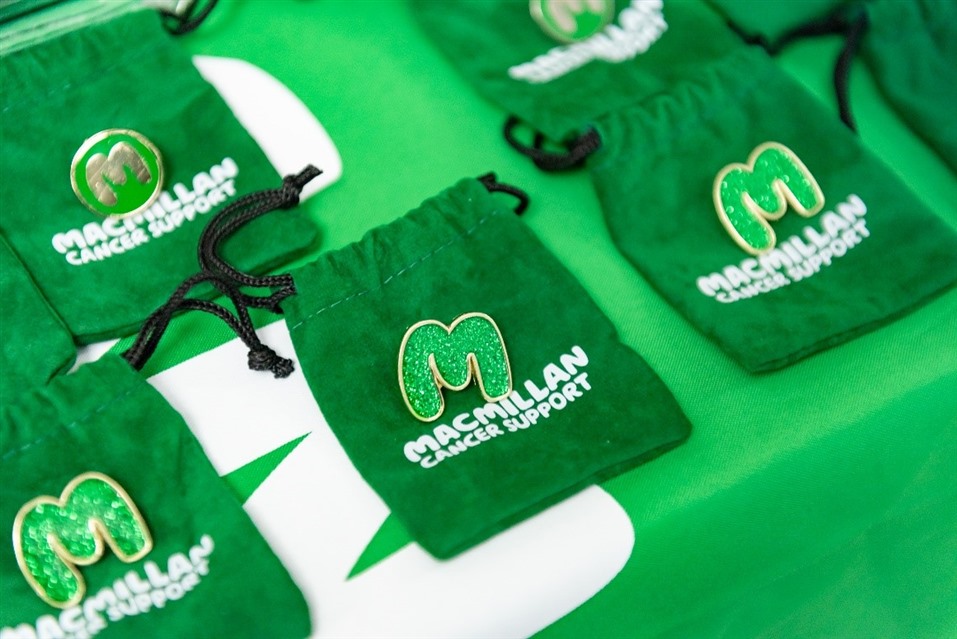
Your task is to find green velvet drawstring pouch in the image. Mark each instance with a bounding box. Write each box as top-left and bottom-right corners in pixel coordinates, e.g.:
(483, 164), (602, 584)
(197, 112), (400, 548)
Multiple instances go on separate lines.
(861, 0), (957, 174)
(591, 48), (957, 371)
(0, 354), (311, 638)
(279, 178), (691, 558)
(412, 0), (739, 141)
(0, 234), (75, 403)
(0, 8), (319, 345)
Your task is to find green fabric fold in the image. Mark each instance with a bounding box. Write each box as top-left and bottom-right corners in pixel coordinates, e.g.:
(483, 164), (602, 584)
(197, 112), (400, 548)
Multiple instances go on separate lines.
(0, 234), (76, 403)
(862, 0), (957, 174)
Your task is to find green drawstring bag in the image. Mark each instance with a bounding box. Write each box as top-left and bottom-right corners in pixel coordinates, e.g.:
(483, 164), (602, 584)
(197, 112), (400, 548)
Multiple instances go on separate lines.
(590, 48), (957, 371)
(413, 2), (957, 372)
(0, 354), (311, 638)
(860, 0), (957, 173)
(0, 234), (75, 403)
(208, 175), (692, 559)
(412, 0), (739, 142)
(0, 8), (319, 351)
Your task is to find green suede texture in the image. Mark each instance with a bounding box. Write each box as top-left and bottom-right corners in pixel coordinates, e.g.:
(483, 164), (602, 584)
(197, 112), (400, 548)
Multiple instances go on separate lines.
(0, 355), (311, 638)
(411, 0), (739, 140)
(862, 0), (957, 174)
(0, 234), (76, 403)
(708, 0), (957, 174)
(0, 9), (319, 343)
(590, 48), (957, 371)
(282, 178), (691, 558)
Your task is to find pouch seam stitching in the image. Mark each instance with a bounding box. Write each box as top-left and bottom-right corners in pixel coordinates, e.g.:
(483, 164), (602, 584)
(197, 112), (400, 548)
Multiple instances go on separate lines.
(288, 209), (501, 331)
(1, 383), (143, 461)
(1, 41), (167, 114)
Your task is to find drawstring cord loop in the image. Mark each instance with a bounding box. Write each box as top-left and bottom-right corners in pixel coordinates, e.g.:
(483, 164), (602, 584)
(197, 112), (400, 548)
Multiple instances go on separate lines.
(756, 4), (869, 132)
(198, 165), (322, 313)
(503, 116), (601, 172)
(478, 173), (531, 215)
(122, 272), (294, 378)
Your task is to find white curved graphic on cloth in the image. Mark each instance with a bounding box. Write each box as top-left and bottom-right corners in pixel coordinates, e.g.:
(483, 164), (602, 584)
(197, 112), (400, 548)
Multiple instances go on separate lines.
(193, 55), (342, 199)
(150, 320), (634, 638)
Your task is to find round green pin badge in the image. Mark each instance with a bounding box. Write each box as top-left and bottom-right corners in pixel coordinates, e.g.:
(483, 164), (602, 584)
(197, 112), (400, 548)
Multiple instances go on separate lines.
(70, 129), (164, 218)
(529, 0), (615, 43)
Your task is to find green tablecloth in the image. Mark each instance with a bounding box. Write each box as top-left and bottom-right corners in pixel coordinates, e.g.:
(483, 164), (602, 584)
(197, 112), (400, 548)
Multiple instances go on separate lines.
(7, 1), (956, 637)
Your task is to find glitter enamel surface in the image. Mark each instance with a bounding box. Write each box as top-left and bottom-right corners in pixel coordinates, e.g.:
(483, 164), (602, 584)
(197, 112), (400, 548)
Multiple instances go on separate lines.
(399, 313), (512, 422)
(15, 473), (152, 607)
(715, 142), (823, 254)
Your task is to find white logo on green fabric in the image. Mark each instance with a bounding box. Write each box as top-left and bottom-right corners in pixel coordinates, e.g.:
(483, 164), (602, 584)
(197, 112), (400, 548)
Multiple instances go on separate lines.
(71, 129), (164, 218)
(52, 158), (240, 267)
(403, 345), (592, 469)
(5, 534), (215, 638)
(696, 194), (871, 304)
(530, 0), (615, 43)
(713, 142), (825, 256)
(510, 0), (667, 83)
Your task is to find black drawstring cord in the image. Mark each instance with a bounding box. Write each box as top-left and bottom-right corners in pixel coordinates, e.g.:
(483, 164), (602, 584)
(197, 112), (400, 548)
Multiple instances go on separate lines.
(198, 166), (322, 313)
(122, 272), (294, 378)
(161, 0), (220, 36)
(833, 10), (868, 132)
(760, 5), (869, 132)
(503, 116), (601, 172)
(478, 173), (530, 215)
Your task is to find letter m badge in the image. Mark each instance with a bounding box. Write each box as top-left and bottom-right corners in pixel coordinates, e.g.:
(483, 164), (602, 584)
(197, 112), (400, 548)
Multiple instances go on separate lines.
(13, 472), (152, 608)
(398, 312), (512, 422)
(713, 142), (825, 255)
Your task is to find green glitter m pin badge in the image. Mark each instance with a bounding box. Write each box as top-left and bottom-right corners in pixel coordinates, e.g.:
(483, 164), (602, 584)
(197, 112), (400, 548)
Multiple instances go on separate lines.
(13, 472), (153, 608)
(713, 141), (825, 255)
(398, 312), (513, 422)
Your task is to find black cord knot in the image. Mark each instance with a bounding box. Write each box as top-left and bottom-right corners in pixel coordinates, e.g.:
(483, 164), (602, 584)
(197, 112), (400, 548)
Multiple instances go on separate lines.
(503, 116), (601, 172)
(248, 346), (295, 378)
(279, 166), (323, 208)
(477, 173), (531, 215)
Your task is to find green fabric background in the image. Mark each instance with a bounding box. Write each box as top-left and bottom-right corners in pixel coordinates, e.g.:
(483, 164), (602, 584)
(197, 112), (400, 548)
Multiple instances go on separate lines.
(281, 178), (691, 558)
(0, 9), (319, 344)
(82, 1), (956, 636)
(0, 355), (310, 638)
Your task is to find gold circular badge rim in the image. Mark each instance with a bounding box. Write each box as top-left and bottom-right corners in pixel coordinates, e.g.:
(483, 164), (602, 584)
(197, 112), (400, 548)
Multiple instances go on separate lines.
(69, 128), (165, 219)
(528, 0), (616, 44)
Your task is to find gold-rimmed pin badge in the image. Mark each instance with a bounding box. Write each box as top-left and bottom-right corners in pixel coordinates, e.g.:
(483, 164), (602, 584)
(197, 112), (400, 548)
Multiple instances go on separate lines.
(13, 472), (153, 608)
(713, 141), (825, 255)
(529, 0), (614, 44)
(70, 129), (164, 218)
(398, 312), (513, 422)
